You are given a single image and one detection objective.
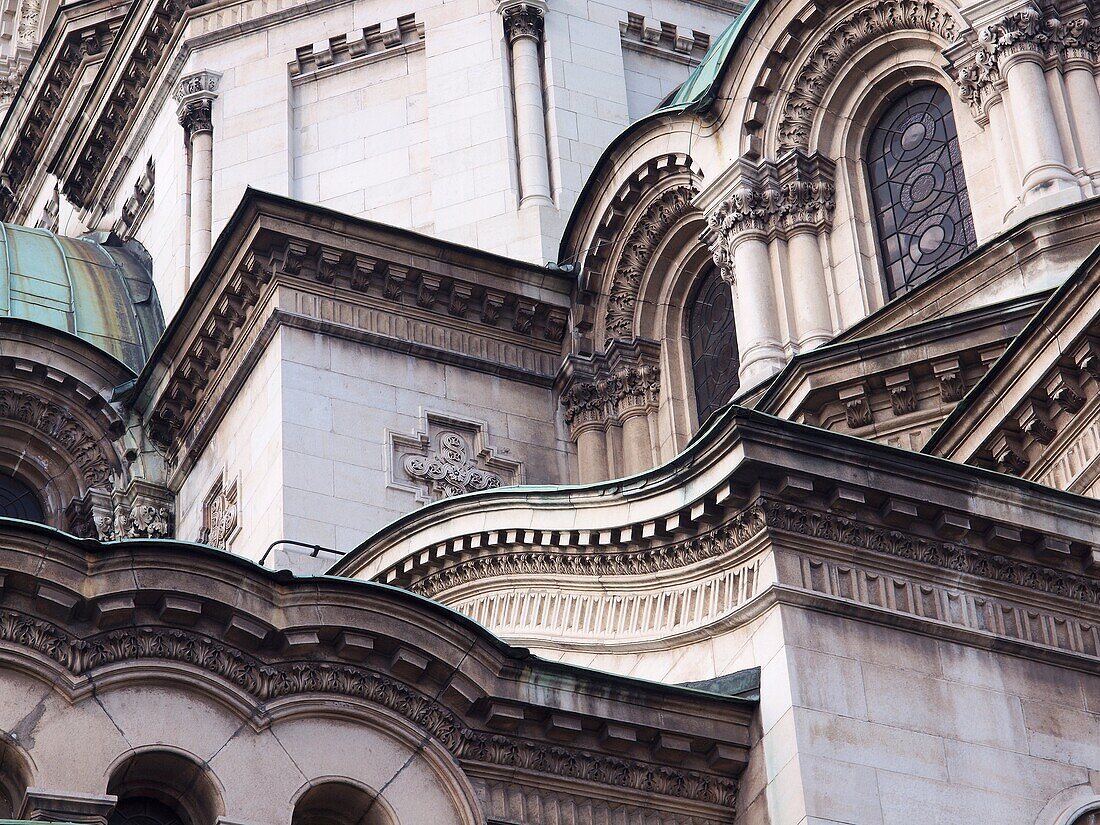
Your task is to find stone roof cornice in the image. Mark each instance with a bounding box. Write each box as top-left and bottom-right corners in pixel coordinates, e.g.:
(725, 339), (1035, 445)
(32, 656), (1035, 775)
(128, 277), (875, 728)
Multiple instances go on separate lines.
(0, 0), (127, 222)
(131, 191), (571, 461)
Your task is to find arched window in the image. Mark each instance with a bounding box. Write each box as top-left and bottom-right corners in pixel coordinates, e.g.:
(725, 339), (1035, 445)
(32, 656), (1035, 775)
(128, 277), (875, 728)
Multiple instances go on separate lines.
(292, 782), (393, 825)
(866, 83), (976, 299)
(109, 797), (187, 825)
(0, 472), (44, 522)
(688, 266), (740, 422)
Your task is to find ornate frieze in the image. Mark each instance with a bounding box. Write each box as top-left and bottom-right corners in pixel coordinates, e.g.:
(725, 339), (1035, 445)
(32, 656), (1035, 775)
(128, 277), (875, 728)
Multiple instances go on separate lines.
(501, 2), (545, 43)
(776, 0), (957, 149)
(148, 228), (568, 448)
(604, 185), (697, 344)
(379, 492), (1100, 662)
(390, 414), (521, 504)
(705, 151), (835, 283)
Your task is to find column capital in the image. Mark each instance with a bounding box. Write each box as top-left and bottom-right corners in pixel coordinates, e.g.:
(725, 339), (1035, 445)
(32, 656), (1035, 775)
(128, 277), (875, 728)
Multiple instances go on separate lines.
(174, 69), (221, 137)
(499, 0), (546, 44)
(979, 4), (1060, 68)
(704, 151), (835, 281)
(557, 339), (661, 435)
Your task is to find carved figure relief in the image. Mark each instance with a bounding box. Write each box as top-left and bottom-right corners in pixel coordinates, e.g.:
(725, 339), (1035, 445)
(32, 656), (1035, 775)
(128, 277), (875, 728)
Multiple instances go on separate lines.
(389, 414), (521, 503)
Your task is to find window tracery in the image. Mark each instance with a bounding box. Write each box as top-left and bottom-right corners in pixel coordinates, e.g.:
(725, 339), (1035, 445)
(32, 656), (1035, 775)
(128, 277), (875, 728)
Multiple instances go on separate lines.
(688, 266), (740, 421)
(866, 83), (976, 299)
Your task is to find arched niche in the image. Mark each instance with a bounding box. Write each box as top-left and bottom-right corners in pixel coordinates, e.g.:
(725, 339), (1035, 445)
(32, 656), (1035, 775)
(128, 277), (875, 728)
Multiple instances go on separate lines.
(798, 42), (994, 327)
(0, 320), (129, 532)
(107, 750), (224, 825)
(292, 780), (397, 825)
(0, 738), (33, 817)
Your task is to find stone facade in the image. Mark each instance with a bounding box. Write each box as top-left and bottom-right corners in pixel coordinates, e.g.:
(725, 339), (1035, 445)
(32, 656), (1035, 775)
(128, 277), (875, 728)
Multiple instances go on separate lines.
(0, 0), (1094, 820)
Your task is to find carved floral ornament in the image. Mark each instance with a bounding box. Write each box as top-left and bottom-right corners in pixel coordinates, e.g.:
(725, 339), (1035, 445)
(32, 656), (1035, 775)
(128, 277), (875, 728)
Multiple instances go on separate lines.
(0, 388), (115, 489)
(948, 6), (1100, 116)
(705, 151), (836, 283)
(391, 415), (520, 503)
(0, 609), (738, 807)
(501, 2), (545, 43)
(776, 0), (959, 150)
(604, 185), (697, 345)
(559, 343), (662, 433)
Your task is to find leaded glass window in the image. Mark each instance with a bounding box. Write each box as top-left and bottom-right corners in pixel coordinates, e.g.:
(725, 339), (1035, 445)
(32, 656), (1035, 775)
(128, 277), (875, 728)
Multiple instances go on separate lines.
(688, 266), (740, 421)
(866, 84), (976, 299)
(0, 473), (43, 522)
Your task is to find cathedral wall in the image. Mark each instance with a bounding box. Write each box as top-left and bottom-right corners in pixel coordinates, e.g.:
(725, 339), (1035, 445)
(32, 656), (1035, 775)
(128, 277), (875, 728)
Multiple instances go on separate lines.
(779, 605), (1100, 825)
(272, 325), (573, 561)
(175, 331), (284, 556)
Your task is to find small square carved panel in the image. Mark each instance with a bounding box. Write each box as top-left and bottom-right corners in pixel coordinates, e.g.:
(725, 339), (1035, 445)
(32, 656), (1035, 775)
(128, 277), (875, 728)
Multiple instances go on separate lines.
(388, 413), (522, 504)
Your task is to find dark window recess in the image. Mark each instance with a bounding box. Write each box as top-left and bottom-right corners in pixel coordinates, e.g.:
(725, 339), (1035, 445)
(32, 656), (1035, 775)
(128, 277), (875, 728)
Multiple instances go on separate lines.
(866, 84), (976, 299)
(0, 472), (44, 522)
(109, 798), (188, 825)
(688, 266), (740, 421)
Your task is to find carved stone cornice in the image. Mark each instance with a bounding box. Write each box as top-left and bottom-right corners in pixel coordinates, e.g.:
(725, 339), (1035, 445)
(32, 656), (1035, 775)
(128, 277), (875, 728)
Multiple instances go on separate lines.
(145, 208), (571, 450)
(604, 185), (697, 345)
(0, 532), (752, 812)
(705, 151), (835, 282)
(500, 1), (545, 44)
(174, 70), (220, 138)
(776, 0), (957, 150)
(558, 338), (661, 435)
(62, 0), (209, 210)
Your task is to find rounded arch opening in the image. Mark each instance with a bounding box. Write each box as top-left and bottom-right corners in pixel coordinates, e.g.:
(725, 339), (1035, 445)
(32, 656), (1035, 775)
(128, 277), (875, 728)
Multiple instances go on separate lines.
(107, 750), (223, 825)
(864, 81), (976, 300)
(0, 471), (45, 523)
(686, 265), (740, 423)
(292, 781), (396, 825)
(0, 738), (33, 817)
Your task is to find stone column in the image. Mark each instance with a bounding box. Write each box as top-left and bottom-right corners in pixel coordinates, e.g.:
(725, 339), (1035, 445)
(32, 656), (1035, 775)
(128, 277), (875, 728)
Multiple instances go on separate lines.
(726, 232), (784, 387)
(777, 150), (835, 351)
(500, 1), (552, 207)
(986, 94), (1023, 206)
(175, 70), (221, 285)
(1062, 22), (1100, 191)
(610, 357), (660, 476)
(574, 420), (610, 483)
(560, 375), (610, 483)
(982, 7), (1077, 203)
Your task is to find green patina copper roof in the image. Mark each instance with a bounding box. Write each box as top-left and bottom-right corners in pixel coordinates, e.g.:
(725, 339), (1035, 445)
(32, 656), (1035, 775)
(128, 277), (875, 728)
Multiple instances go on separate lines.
(0, 223), (163, 373)
(656, 2), (758, 113)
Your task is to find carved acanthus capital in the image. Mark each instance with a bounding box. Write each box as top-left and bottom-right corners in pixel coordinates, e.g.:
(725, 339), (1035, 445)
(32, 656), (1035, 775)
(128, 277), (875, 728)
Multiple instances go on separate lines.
(558, 338), (662, 434)
(776, 150), (836, 234)
(945, 44), (1003, 118)
(500, 1), (545, 43)
(705, 151), (835, 282)
(175, 69), (221, 137)
(1058, 15), (1100, 63)
(978, 4), (1064, 69)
